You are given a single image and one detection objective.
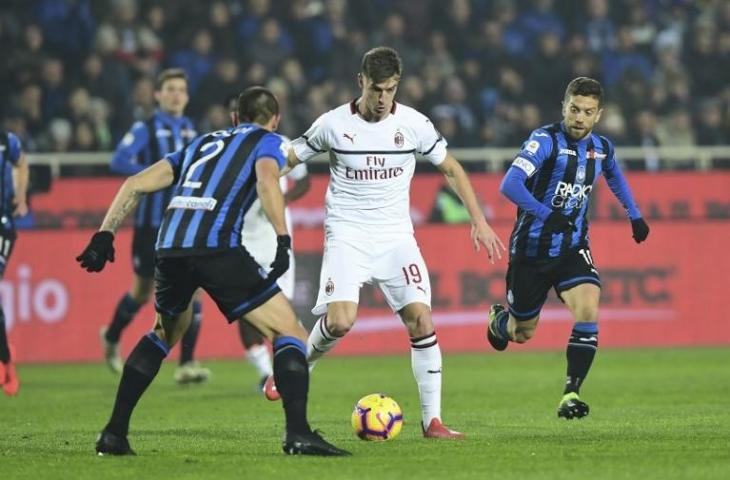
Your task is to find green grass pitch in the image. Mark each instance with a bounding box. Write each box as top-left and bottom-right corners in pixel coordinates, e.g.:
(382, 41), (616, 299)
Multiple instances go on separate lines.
(2, 348), (729, 479)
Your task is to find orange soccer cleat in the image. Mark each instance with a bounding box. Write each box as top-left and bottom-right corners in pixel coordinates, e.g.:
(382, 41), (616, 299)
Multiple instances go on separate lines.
(2, 345), (20, 397)
(262, 375), (280, 401)
(422, 418), (464, 440)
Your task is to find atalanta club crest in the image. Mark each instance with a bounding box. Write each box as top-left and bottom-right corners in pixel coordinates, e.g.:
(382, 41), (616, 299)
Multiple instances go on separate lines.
(325, 278), (335, 296)
(394, 130), (404, 148)
(576, 165), (586, 183)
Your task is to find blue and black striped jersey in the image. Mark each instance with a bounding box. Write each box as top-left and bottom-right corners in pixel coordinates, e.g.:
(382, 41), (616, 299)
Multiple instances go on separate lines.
(156, 124), (287, 256)
(503, 122), (640, 259)
(0, 130), (21, 224)
(111, 110), (196, 229)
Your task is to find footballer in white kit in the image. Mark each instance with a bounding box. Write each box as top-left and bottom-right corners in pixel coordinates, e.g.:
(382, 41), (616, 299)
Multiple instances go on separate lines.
(277, 47), (505, 439)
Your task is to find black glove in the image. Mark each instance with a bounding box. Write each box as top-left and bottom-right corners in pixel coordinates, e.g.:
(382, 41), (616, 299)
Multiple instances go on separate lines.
(76, 231), (115, 272)
(268, 234), (291, 281)
(544, 212), (577, 234)
(631, 218), (650, 243)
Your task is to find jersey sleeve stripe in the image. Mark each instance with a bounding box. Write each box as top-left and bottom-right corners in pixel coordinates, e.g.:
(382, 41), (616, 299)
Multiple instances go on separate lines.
(301, 135), (326, 153)
(421, 135), (444, 155)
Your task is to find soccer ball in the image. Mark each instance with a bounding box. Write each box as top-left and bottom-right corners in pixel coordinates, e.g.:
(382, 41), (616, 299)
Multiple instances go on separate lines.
(351, 393), (404, 441)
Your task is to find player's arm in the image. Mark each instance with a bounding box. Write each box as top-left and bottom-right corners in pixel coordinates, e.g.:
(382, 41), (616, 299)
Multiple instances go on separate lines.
(284, 164), (310, 203)
(602, 143), (649, 243)
(256, 157), (288, 236)
(499, 133), (574, 234)
(8, 134), (29, 216)
(256, 156), (292, 280)
(77, 159), (175, 273)
(283, 113), (330, 177)
(436, 152), (505, 262)
(100, 160), (175, 233)
(110, 122), (149, 175)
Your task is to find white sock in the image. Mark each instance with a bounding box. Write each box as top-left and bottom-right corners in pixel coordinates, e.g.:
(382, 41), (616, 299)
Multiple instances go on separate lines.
(306, 315), (340, 371)
(246, 343), (273, 378)
(411, 332), (442, 429)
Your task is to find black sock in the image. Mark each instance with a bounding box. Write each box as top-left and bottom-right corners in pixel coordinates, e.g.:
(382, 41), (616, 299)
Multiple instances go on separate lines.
(105, 333), (169, 437)
(180, 301), (202, 365)
(106, 293), (142, 343)
(564, 323), (599, 395)
(0, 307), (9, 363)
(273, 336), (310, 435)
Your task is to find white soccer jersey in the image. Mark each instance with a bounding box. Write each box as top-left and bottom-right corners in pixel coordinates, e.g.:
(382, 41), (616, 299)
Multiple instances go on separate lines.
(241, 142), (308, 299)
(291, 101), (447, 234)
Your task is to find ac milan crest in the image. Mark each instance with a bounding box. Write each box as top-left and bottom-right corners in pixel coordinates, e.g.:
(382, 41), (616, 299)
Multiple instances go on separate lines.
(325, 278), (335, 296)
(394, 130), (404, 148)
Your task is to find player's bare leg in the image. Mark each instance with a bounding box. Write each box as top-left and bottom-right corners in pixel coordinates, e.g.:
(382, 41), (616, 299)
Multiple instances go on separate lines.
(400, 302), (463, 439)
(557, 284), (600, 420)
(307, 301), (357, 368)
(100, 275), (154, 373)
(262, 300), (357, 400)
(174, 289), (211, 385)
(96, 306), (193, 455)
(244, 293), (350, 456)
(487, 304), (539, 350)
(237, 319), (272, 392)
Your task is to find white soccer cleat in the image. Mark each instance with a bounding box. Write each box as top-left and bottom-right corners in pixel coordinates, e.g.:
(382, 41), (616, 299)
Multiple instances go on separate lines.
(174, 361), (211, 385)
(99, 327), (123, 374)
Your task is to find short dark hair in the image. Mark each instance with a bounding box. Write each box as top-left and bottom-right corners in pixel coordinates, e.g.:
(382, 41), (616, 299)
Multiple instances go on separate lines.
(155, 68), (188, 90)
(237, 86), (279, 124)
(224, 93), (238, 111)
(564, 77), (604, 106)
(361, 47), (402, 83)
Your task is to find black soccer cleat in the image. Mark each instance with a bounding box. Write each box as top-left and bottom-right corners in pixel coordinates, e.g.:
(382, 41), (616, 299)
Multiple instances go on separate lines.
(487, 304), (509, 351)
(95, 429), (136, 456)
(557, 393), (590, 420)
(282, 430), (351, 456)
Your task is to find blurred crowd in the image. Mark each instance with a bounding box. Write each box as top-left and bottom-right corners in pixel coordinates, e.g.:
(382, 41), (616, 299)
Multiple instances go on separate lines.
(1, 0), (729, 153)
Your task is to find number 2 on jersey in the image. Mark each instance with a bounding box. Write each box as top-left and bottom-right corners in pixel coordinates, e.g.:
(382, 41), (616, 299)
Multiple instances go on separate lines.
(182, 139), (224, 189)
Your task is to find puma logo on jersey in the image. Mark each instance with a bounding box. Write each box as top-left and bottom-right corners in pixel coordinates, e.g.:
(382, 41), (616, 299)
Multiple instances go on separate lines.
(343, 133), (356, 143)
(417, 286), (427, 295)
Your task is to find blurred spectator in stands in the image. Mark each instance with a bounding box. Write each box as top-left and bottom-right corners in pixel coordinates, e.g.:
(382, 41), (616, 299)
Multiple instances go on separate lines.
(191, 58), (241, 118)
(517, 0), (565, 55)
(434, 0), (474, 61)
(169, 28), (215, 93)
(6, 24), (46, 90)
(248, 18), (293, 74)
(528, 32), (571, 111)
(35, 0), (95, 68)
(601, 26), (653, 87)
(208, 1), (237, 58)
(236, 0), (272, 43)
(431, 77), (477, 146)
(597, 103), (629, 145)
(492, 0), (527, 57)
(80, 53), (132, 139)
(130, 77), (155, 120)
(46, 118), (73, 152)
(695, 99), (728, 146)
(686, 28), (725, 98)
(280, 58), (309, 104)
(40, 58), (67, 121)
(630, 110), (661, 171)
(71, 119), (100, 151)
(656, 109), (696, 147)
(17, 84), (45, 139)
(584, 0), (616, 53)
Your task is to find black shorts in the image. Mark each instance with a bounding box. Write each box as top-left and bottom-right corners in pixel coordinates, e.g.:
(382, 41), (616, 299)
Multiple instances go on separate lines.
(132, 227), (158, 278)
(0, 225), (16, 278)
(154, 248), (281, 322)
(506, 247), (601, 321)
